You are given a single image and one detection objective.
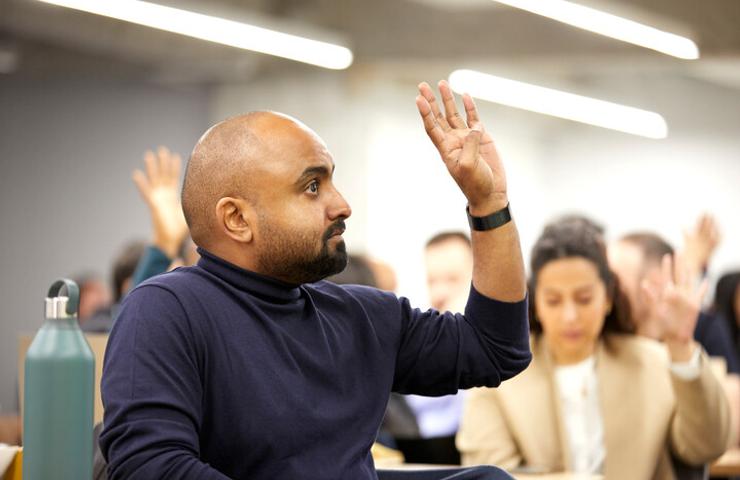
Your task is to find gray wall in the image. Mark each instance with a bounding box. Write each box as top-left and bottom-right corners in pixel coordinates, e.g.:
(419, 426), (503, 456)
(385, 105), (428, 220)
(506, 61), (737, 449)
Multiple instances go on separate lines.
(0, 76), (209, 412)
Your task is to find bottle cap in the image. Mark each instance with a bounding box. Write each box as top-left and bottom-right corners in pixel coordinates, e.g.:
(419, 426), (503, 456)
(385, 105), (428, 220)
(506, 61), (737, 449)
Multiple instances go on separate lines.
(45, 297), (74, 319)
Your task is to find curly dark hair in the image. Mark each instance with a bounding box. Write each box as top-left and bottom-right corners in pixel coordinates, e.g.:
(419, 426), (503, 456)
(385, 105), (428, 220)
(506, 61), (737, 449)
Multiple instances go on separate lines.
(529, 217), (635, 335)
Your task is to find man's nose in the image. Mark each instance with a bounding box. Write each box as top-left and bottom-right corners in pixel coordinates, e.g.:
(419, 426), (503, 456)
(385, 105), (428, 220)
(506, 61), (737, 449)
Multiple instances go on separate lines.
(328, 188), (352, 220)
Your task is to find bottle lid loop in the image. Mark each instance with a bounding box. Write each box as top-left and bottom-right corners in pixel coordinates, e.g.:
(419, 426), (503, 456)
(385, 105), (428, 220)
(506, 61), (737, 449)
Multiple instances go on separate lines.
(46, 279), (80, 317)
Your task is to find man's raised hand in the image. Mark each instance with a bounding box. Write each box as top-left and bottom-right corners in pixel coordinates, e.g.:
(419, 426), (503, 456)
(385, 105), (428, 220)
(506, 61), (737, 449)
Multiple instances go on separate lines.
(416, 80), (508, 214)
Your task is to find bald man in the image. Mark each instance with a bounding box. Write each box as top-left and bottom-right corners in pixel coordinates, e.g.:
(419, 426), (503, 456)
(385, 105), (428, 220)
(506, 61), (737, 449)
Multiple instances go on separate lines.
(100, 81), (530, 480)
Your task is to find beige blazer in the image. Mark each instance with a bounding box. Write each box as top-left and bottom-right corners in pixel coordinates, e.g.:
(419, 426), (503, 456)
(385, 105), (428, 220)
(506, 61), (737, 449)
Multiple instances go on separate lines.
(457, 334), (730, 480)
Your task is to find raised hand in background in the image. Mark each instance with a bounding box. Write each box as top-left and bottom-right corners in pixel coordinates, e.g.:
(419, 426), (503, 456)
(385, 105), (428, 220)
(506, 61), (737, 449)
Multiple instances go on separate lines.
(132, 147), (189, 260)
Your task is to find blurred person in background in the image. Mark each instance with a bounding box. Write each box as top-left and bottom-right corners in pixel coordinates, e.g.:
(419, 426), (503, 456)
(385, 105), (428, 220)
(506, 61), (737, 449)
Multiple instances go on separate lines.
(609, 216), (740, 445)
(457, 217), (730, 478)
(83, 240), (146, 333)
(128, 146), (198, 287)
(397, 231), (473, 465)
(326, 253), (379, 287)
(608, 216), (734, 365)
(714, 272), (740, 372)
(84, 147), (196, 333)
(368, 257), (399, 293)
(71, 271), (111, 323)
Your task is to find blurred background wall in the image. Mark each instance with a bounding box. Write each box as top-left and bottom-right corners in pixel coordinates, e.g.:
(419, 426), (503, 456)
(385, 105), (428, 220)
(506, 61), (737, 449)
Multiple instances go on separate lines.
(1, 0), (739, 413)
(0, 76), (209, 411)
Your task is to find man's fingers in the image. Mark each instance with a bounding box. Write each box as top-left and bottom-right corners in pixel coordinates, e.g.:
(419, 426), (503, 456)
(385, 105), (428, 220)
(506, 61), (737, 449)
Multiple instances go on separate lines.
(418, 82), (451, 132)
(458, 126), (482, 168)
(699, 214), (711, 234)
(438, 80), (466, 129)
(131, 169), (150, 199)
(462, 93), (481, 128)
(144, 150), (159, 183)
(416, 95), (447, 149)
(152, 146), (183, 183)
(157, 146), (175, 180)
(157, 145), (169, 173)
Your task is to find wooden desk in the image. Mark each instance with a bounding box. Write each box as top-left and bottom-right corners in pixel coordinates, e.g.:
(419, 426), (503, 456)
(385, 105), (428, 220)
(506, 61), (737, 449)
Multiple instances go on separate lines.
(382, 464), (601, 480)
(0, 446), (21, 480)
(514, 474), (601, 480)
(710, 447), (740, 477)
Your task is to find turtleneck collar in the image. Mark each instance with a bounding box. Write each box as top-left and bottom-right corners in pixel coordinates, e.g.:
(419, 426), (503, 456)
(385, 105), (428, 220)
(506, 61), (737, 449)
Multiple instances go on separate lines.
(196, 247), (302, 302)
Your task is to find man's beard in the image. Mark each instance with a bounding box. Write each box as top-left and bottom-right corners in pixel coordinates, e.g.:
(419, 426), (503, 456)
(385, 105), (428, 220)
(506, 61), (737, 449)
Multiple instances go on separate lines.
(256, 217), (348, 285)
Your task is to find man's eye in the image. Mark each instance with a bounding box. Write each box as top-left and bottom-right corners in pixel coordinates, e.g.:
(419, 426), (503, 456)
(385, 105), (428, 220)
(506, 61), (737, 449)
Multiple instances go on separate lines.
(307, 180), (319, 194)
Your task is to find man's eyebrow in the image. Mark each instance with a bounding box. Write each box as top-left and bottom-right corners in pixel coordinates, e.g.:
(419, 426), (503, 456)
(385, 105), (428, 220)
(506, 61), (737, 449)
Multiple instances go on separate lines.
(295, 164), (335, 185)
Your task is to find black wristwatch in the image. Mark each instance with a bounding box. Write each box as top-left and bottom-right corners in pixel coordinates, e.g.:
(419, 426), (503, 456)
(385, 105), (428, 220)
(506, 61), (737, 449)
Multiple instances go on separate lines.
(467, 203), (511, 231)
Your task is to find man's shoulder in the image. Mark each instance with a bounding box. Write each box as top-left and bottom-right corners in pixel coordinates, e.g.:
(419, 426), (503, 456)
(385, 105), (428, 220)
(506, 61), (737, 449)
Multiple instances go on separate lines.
(117, 267), (206, 323)
(131, 265), (205, 296)
(306, 281), (403, 313)
(308, 280), (392, 300)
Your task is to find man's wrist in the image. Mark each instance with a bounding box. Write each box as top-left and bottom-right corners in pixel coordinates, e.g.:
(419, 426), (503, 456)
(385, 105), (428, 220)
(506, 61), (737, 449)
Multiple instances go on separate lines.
(468, 194), (508, 217)
(467, 203), (512, 232)
(153, 236), (179, 260)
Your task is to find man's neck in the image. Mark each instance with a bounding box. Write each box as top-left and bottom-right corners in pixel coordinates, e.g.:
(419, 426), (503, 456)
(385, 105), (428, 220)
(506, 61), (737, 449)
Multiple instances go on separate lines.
(202, 243), (261, 275)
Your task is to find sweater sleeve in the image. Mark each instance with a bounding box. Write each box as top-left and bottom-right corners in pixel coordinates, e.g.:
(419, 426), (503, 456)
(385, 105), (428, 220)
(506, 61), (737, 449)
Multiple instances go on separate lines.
(100, 285), (231, 480)
(694, 312), (740, 374)
(392, 285), (531, 396)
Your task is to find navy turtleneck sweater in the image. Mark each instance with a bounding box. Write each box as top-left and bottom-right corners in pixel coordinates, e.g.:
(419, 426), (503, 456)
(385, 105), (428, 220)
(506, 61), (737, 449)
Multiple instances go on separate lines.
(100, 248), (531, 479)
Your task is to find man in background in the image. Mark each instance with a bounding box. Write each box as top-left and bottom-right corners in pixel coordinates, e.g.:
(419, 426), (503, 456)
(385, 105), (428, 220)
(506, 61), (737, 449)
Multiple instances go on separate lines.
(397, 231), (473, 464)
(609, 219), (740, 445)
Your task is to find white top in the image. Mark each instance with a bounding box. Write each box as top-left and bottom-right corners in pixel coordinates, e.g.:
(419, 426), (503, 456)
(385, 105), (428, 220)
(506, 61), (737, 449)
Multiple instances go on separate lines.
(405, 391), (466, 438)
(554, 356), (604, 474)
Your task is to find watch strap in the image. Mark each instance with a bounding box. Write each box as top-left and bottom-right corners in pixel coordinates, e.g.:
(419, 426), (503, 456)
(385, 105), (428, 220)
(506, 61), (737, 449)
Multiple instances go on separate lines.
(467, 203), (511, 231)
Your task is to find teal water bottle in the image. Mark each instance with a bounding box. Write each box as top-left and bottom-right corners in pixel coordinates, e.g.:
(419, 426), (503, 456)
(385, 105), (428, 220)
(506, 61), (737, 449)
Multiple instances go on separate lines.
(23, 279), (94, 480)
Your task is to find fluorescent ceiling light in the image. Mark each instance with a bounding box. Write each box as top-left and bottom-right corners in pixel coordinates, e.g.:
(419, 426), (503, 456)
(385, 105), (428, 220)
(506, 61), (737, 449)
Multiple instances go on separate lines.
(449, 69), (667, 139)
(36, 0), (354, 70)
(490, 0), (698, 60)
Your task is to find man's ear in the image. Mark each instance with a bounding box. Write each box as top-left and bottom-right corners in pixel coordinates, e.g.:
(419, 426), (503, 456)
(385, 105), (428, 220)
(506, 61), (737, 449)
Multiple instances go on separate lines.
(215, 197), (255, 244)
